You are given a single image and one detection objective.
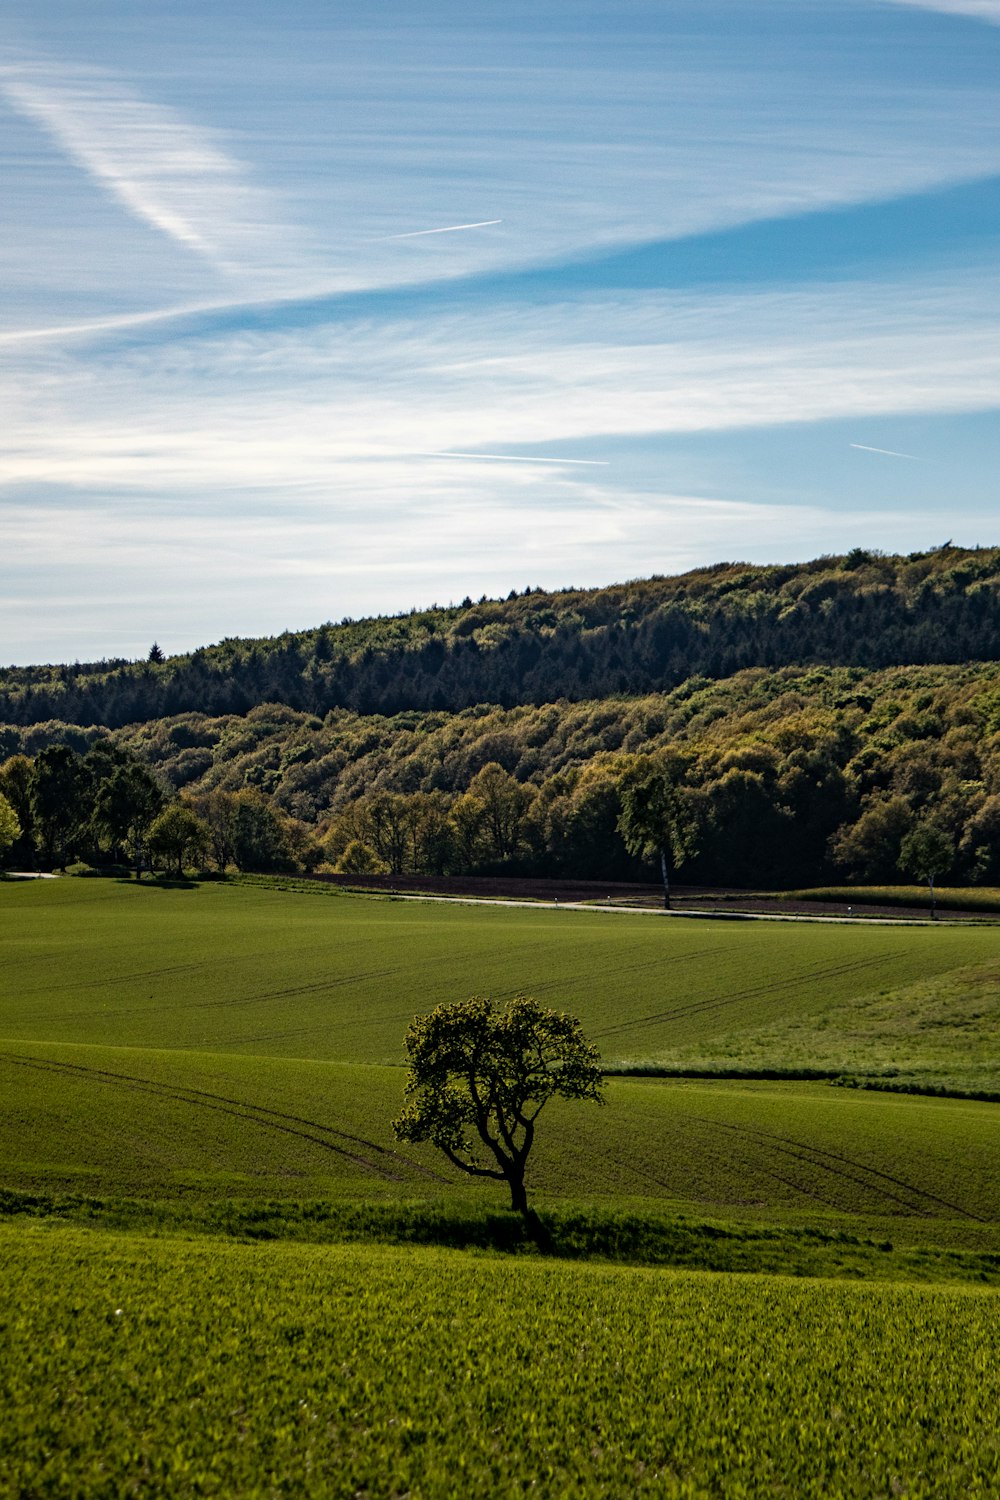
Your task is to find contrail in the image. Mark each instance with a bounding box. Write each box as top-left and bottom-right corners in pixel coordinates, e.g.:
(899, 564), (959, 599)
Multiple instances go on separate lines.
(422, 450), (609, 466)
(387, 219), (503, 239)
(850, 443), (923, 460)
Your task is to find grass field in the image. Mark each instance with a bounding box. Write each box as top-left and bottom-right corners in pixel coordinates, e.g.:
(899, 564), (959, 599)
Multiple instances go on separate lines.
(4, 1224), (999, 1498)
(3, 877), (1000, 1240)
(5, 876), (1000, 1494)
(5, 877), (1000, 1070)
(2, 1040), (999, 1245)
(671, 961), (1000, 1095)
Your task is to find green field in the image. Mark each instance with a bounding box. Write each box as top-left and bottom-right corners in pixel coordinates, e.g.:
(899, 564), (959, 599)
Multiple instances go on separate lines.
(3, 1041), (1000, 1246)
(3, 878), (1000, 1234)
(5, 877), (1000, 1069)
(5, 877), (1000, 1494)
(4, 1225), (999, 1498)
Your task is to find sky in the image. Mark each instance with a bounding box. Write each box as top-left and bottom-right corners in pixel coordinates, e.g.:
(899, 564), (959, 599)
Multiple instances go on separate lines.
(2, 0), (999, 664)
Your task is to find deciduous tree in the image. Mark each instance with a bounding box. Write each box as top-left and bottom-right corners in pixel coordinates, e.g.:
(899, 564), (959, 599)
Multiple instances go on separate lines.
(392, 995), (604, 1217)
(30, 745), (86, 870)
(0, 792), (20, 862)
(93, 762), (165, 878)
(899, 821), (954, 919)
(148, 803), (209, 877)
(617, 756), (700, 907)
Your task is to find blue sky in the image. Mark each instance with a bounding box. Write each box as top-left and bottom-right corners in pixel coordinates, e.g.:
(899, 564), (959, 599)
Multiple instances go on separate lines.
(2, 0), (999, 663)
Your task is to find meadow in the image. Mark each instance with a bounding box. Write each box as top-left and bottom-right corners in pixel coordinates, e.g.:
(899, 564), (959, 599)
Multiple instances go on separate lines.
(5, 876), (1000, 1069)
(4, 1224), (999, 1498)
(4, 875), (1000, 1494)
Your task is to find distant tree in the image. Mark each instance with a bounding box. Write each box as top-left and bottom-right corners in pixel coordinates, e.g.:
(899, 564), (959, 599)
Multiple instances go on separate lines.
(0, 755), (34, 862)
(407, 791), (455, 875)
(93, 763), (165, 877)
(0, 793), (21, 863)
(449, 792), (487, 871)
(190, 790), (239, 871)
(229, 789), (291, 872)
(334, 839), (390, 875)
(830, 796), (913, 884)
(617, 757), (700, 907)
(366, 793), (415, 875)
(392, 995), (604, 1218)
(148, 643), (165, 664)
(899, 822), (954, 919)
(461, 762), (535, 865)
(30, 745), (86, 869)
(148, 803), (209, 877)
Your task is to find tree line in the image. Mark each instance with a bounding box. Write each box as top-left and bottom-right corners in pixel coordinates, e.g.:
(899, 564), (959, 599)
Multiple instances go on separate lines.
(4, 653), (999, 890)
(3, 546), (999, 730)
(0, 743), (314, 879)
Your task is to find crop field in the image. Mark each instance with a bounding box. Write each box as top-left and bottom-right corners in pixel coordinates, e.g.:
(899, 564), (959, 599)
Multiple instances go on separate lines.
(5, 877), (1000, 1494)
(3, 1224), (999, 1498)
(4, 877), (1000, 1067)
(3, 878), (1000, 1242)
(3, 1039), (1000, 1247)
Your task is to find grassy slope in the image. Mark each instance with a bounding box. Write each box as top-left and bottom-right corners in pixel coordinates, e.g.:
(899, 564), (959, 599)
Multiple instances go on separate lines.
(689, 960), (1000, 1093)
(5, 878), (1000, 1068)
(4, 1225), (1000, 1498)
(3, 1040), (999, 1249)
(4, 879), (1000, 1250)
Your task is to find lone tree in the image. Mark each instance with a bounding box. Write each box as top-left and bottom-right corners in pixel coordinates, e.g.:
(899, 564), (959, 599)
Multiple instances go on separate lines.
(899, 821), (954, 920)
(617, 756), (700, 908)
(392, 995), (604, 1217)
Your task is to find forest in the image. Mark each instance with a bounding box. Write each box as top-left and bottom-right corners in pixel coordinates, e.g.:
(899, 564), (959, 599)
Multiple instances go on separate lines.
(3, 650), (1000, 890)
(2, 545), (1000, 730)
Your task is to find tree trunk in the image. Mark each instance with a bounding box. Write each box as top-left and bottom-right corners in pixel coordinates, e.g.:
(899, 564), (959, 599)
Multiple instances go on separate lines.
(929, 873), (936, 920)
(660, 847), (671, 910)
(508, 1173), (529, 1215)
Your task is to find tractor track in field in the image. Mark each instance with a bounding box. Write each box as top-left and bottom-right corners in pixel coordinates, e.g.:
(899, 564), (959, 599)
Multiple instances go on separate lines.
(687, 1113), (986, 1221)
(591, 951), (903, 1042)
(22, 965), (415, 1030)
(505, 945), (731, 1005)
(0, 1052), (448, 1183)
(682, 1121), (849, 1212)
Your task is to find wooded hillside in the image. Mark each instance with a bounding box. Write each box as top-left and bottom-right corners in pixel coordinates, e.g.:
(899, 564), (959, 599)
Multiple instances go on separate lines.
(5, 657), (1000, 889)
(3, 545), (999, 729)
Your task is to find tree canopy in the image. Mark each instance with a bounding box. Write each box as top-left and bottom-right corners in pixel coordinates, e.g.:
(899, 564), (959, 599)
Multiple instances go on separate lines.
(392, 995), (604, 1216)
(3, 546), (999, 731)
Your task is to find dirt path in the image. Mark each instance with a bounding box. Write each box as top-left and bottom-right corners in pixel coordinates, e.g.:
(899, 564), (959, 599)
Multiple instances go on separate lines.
(384, 892), (953, 925)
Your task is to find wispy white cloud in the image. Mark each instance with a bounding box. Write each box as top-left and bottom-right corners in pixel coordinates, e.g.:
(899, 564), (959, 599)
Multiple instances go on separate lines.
(2, 273), (999, 493)
(421, 452), (608, 466)
(0, 63), (315, 287)
(884, 1), (1000, 22)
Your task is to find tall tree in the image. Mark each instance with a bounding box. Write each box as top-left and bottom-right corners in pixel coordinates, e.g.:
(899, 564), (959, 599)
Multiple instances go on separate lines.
(899, 822), (954, 920)
(0, 755), (34, 864)
(148, 803), (209, 877)
(30, 745), (86, 870)
(92, 763), (165, 878)
(617, 757), (700, 907)
(229, 790), (290, 872)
